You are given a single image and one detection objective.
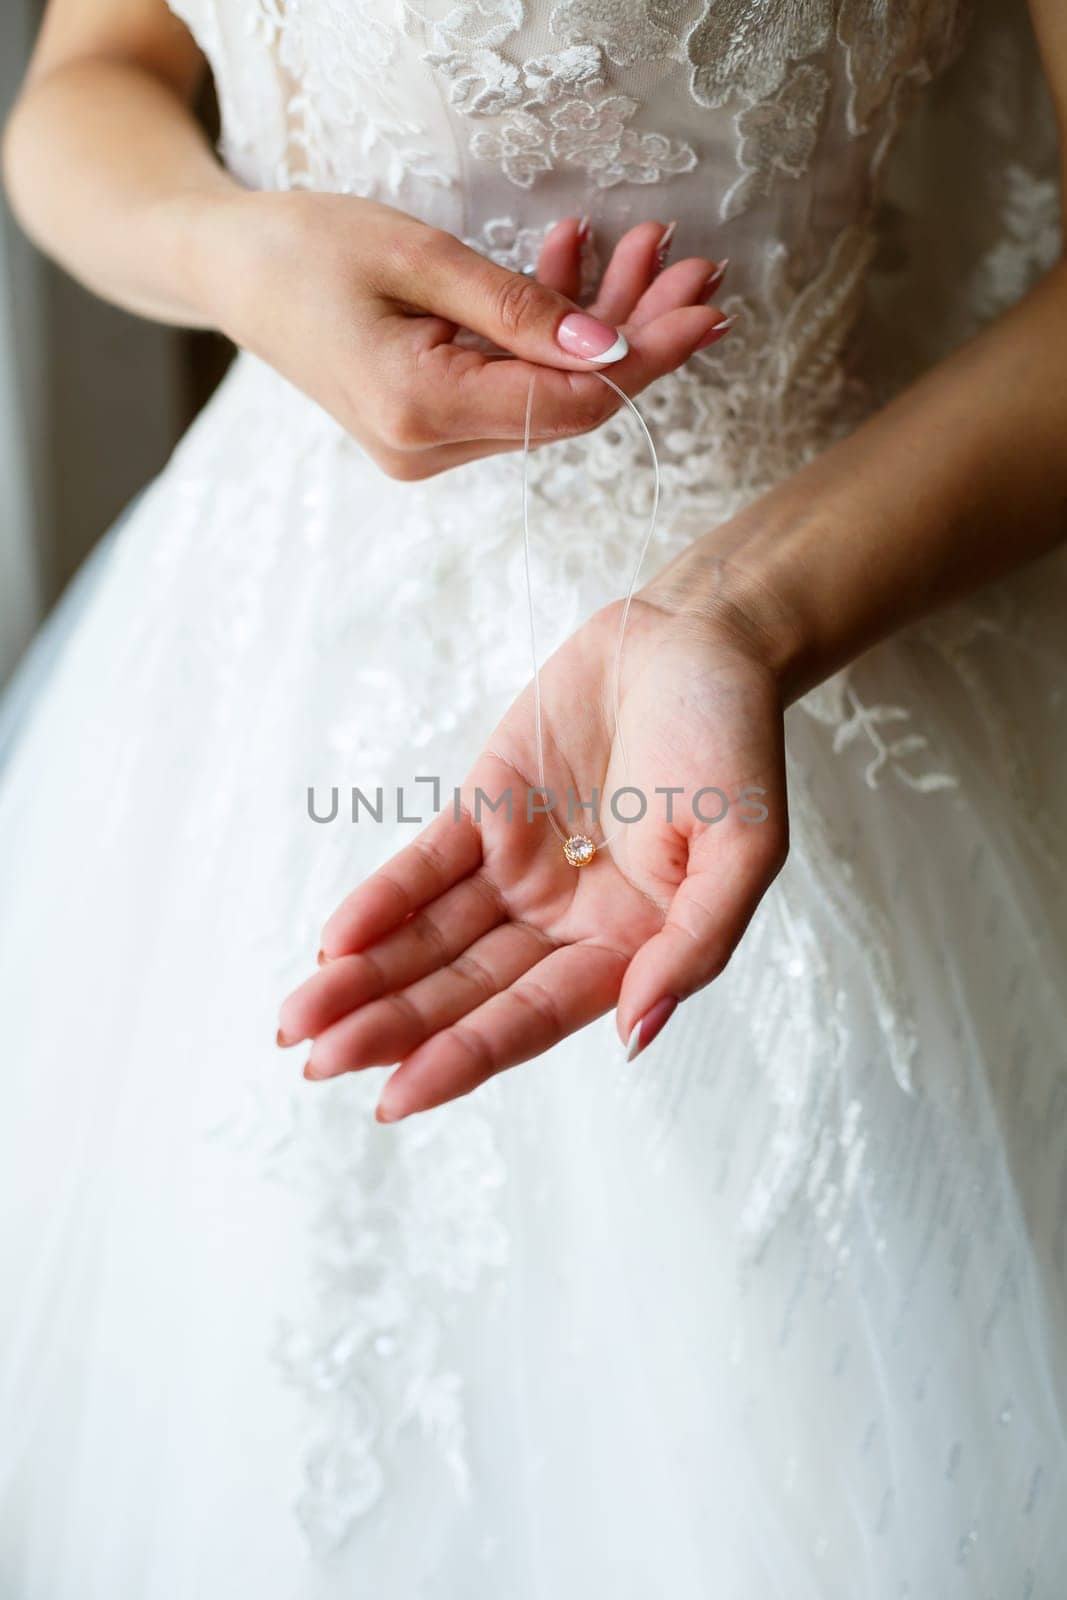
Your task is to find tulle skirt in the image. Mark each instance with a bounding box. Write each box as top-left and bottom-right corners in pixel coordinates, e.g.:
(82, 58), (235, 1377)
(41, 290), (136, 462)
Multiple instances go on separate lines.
(1, 354), (1065, 1598)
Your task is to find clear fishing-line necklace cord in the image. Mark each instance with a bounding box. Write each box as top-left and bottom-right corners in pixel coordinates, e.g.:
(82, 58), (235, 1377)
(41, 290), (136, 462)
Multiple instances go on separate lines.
(521, 368), (661, 868)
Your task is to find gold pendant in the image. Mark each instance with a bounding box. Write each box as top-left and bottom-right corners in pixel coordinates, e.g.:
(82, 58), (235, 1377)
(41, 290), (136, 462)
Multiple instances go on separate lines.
(564, 834), (596, 867)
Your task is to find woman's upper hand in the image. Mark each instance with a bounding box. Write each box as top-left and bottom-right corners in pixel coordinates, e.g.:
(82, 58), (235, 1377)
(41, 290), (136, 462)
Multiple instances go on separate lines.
(278, 583), (790, 1119)
(195, 195), (730, 478)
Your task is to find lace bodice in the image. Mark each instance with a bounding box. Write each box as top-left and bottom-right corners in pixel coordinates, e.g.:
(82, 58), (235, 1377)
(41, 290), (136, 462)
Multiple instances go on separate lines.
(167, 0), (982, 506)
(172, 0), (966, 254)
(164, 0), (1067, 557)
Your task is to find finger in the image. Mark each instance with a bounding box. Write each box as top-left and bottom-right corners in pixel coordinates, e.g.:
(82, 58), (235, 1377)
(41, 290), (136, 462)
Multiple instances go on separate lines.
(584, 219), (673, 325)
(280, 869), (506, 1045)
(617, 302), (732, 384)
(304, 921), (554, 1079)
(615, 829), (787, 1051)
(370, 434), (542, 479)
(628, 256), (726, 329)
(399, 230), (629, 369)
(375, 942), (629, 1120)
(535, 215), (586, 301)
(408, 302), (730, 447)
(319, 807), (482, 957)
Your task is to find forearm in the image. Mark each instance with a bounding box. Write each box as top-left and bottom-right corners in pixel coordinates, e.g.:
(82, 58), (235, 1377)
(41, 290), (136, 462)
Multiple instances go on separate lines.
(647, 259), (1067, 703)
(2, 55), (235, 326)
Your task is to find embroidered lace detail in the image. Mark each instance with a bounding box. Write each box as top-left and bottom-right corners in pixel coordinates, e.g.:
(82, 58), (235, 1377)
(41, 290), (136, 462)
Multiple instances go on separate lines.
(416, 0), (697, 191)
(967, 163), (1061, 323)
(687, 0), (832, 110)
(550, 0), (685, 68)
(721, 62), (830, 221)
(522, 221), (878, 535)
(168, 0), (971, 235)
(462, 214), (604, 295)
(459, 73), (697, 191)
(799, 673), (958, 794)
(836, 0), (968, 134)
(210, 1075), (509, 1557)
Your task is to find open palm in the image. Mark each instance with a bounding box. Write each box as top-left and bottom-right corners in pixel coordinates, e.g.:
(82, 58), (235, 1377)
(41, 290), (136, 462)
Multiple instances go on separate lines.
(279, 599), (789, 1119)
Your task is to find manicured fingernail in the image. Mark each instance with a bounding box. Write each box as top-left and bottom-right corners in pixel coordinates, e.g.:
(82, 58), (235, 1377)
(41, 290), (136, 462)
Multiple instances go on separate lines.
(556, 312), (629, 364)
(576, 213), (591, 246)
(316, 948), (327, 966)
(696, 315), (732, 350)
(276, 1027), (288, 1048)
(304, 1056), (343, 1083)
(375, 1092), (404, 1124)
(655, 219), (677, 274)
(702, 257), (729, 299)
(624, 995), (678, 1062)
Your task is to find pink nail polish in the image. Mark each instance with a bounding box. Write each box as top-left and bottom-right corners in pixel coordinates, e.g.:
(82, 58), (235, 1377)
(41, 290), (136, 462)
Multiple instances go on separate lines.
(696, 315), (732, 350)
(576, 214), (592, 246)
(556, 312), (629, 365)
(624, 996), (679, 1062)
(702, 257), (730, 299)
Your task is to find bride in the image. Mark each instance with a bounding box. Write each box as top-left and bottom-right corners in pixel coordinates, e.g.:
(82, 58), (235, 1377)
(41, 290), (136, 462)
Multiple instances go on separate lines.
(2, 0), (1065, 1593)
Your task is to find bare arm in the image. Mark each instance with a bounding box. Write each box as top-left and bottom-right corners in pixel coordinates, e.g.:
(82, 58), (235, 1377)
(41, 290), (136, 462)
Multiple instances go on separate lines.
(2, 0), (226, 324)
(1, 0), (729, 477)
(645, 0), (1067, 702)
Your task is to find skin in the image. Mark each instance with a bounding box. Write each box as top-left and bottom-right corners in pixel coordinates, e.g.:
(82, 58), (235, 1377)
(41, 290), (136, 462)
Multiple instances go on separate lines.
(6, 0), (1067, 1120)
(1, 4), (729, 479)
(294, 603), (788, 1122)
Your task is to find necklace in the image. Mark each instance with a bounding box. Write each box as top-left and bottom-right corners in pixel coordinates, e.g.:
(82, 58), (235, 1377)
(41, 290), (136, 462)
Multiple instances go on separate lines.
(520, 368), (661, 869)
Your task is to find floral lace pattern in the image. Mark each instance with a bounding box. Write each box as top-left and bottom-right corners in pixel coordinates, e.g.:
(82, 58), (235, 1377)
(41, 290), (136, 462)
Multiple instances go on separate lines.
(212, 1069), (509, 1557)
(546, 220), (878, 522)
(469, 93), (697, 189)
(837, 0), (968, 133)
(687, 0), (832, 109)
(552, 0), (688, 63)
(169, 0), (969, 220)
(419, 0), (699, 191)
(721, 62), (830, 220)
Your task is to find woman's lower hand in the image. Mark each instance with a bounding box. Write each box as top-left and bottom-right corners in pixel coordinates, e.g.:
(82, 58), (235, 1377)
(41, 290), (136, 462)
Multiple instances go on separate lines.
(279, 580), (791, 1119)
(194, 194), (729, 478)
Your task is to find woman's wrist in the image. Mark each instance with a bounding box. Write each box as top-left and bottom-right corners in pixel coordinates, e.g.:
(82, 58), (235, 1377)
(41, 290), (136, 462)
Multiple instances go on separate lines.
(645, 256), (1067, 708)
(164, 182), (252, 333)
(640, 502), (826, 705)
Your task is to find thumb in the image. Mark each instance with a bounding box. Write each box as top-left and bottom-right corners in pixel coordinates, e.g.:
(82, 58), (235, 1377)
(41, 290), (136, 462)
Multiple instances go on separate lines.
(616, 835), (780, 1060)
(404, 232), (629, 369)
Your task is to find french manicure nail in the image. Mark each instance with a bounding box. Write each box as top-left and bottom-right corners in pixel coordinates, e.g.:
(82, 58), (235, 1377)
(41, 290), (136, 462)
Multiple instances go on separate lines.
(655, 219), (677, 273)
(576, 213), (591, 246)
(556, 312), (629, 365)
(276, 1027), (288, 1048)
(696, 315), (732, 350)
(702, 258), (730, 299)
(316, 948), (327, 966)
(375, 1095), (403, 1124)
(624, 995), (679, 1062)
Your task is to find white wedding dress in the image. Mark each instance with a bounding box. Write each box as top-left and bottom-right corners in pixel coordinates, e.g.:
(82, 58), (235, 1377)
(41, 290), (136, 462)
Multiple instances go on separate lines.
(2, 1), (1066, 1595)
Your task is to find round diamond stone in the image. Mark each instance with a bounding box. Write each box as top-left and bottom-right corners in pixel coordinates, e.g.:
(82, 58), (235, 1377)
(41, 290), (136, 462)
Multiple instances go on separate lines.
(564, 834), (595, 867)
